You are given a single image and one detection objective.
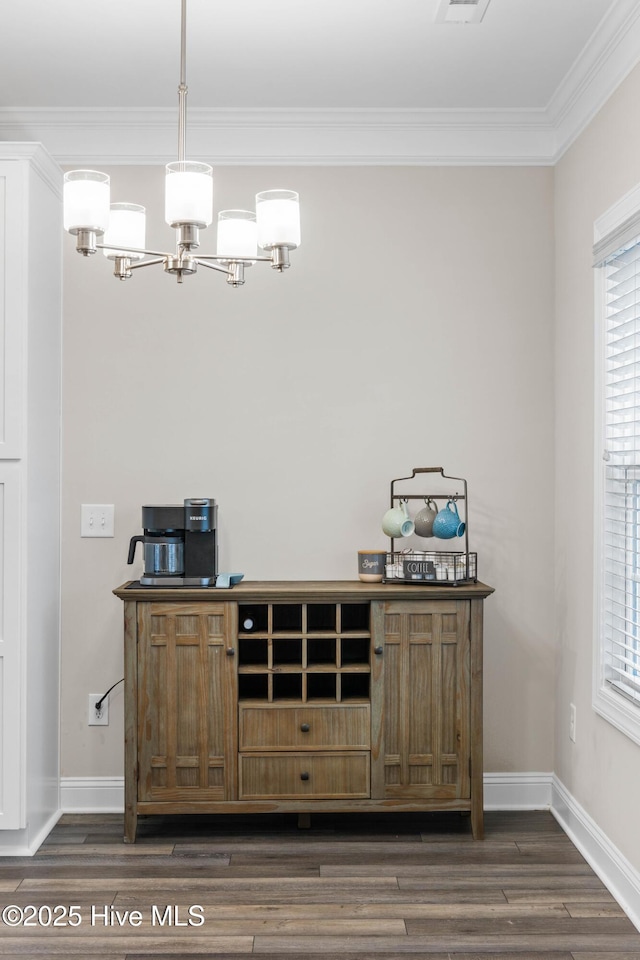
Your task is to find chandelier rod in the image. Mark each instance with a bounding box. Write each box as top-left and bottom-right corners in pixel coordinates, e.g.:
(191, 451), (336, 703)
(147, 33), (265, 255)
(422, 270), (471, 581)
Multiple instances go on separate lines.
(177, 0), (188, 163)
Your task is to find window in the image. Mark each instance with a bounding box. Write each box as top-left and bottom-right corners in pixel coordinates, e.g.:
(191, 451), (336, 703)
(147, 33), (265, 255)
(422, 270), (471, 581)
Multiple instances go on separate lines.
(594, 187), (640, 745)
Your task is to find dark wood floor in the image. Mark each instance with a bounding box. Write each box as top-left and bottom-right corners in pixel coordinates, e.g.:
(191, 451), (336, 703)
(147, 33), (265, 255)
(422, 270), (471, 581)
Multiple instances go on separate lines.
(0, 810), (637, 958)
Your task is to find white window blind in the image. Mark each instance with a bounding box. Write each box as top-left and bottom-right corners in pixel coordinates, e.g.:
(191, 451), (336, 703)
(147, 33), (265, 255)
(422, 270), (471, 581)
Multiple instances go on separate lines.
(602, 239), (640, 708)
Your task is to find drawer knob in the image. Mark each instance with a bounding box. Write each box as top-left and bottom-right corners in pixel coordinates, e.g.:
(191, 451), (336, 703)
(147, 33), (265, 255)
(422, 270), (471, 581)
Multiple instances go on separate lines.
(374, 645), (384, 655)
(300, 723), (310, 733)
(226, 647), (235, 656)
(300, 771), (310, 781)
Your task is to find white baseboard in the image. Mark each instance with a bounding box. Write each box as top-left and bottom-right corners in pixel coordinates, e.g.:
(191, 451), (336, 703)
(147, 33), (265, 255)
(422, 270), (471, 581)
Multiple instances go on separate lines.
(0, 809), (62, 857)
(551, 774), (640, 932)
(483, 771), (553, 809)
(60, 772), (554, 814)
(61, 777), (125, 813)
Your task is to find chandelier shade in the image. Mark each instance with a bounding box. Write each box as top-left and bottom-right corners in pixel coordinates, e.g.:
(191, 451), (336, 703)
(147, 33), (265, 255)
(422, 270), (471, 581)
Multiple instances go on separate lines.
(165, 161), (213, 229)
(103, 203), (146, 261)
(217, 210), (258, 261)
(63, 0), (300, 288)
(63, 170), (110, 235)
(256, 190), (301, 250)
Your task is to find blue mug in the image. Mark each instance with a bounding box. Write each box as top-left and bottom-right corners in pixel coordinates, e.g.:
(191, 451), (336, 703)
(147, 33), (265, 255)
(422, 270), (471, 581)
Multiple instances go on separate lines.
(432, 500), (465, 539)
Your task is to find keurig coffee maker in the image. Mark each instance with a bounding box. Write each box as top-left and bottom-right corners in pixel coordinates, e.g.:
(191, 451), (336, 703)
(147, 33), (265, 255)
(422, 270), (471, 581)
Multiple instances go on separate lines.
(183, 498), (217, 583)
(128, 498), (218, 586)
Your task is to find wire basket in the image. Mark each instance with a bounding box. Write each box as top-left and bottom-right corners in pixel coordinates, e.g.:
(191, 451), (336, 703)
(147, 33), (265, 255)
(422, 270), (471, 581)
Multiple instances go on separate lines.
(384, 550), (477, 585)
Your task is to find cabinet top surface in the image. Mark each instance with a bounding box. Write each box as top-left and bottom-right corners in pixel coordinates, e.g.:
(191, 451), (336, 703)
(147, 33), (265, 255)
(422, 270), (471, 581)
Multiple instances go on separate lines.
(113, 579), (494, 602)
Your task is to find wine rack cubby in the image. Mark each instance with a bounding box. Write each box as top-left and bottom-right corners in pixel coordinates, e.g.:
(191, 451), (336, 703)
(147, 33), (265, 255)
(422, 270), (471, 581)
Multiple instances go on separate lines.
(237, 601), (371, 703)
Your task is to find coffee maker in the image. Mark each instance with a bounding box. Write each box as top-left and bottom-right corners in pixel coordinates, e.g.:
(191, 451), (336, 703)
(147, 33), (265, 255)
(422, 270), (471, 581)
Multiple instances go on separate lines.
(128, 498), (218, 586)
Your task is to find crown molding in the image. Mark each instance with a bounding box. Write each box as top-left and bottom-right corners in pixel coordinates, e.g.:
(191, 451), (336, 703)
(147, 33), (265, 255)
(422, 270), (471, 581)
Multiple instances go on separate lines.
(0, 106), (558, 166)
(548, 0), (640, 160)
(1, 2), (639, 167)
(0, 141), (62, 194)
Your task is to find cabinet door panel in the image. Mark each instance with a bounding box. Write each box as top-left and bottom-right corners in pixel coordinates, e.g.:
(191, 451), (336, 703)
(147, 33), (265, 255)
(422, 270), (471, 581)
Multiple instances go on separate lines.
(138, 603), (235, 802)
(375, 600), (470, 800)
(0, 465), (22, 827)
(0, 164), (23, 459)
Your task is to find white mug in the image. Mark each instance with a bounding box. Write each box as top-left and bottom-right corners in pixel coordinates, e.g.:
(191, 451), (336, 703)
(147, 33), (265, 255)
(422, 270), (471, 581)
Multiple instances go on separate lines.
(382, 499), (415, 538)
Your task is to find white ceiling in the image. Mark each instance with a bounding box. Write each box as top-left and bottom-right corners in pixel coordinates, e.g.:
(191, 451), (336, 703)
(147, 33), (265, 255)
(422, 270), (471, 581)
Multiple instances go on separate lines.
(2, 0), (640, 164)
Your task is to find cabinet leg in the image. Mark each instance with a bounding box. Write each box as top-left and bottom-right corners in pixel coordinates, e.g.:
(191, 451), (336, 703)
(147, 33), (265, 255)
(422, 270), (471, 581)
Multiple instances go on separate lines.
(471, 805), (484, 840)
(124, 807), (138, 844)
(297, 813), (311, 829)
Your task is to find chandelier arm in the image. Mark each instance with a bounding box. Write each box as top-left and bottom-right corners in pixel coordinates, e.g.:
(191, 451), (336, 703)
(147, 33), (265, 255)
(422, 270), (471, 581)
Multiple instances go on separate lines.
(194, 258), (234, 276)
(196, 255), (272, 263)
(128, 258), (167, 271)
(96, 243), (172, 259)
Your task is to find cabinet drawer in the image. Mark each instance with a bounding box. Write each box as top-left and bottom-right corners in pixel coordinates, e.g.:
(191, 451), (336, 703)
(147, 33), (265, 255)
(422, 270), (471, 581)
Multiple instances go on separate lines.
(239, 752), (370, 799)
(239, 704), (370, 751)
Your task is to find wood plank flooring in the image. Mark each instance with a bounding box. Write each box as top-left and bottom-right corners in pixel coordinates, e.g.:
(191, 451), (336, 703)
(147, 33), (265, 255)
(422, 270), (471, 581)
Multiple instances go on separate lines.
(0, 810), (637, 958)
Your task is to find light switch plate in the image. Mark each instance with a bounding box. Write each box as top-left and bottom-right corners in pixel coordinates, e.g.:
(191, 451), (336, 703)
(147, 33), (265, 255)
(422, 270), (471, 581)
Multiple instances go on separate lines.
(81, 504), (115, 537)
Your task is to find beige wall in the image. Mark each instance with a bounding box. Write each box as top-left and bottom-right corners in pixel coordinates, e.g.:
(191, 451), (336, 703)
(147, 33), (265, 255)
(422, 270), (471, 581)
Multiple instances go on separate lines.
(555, 62), (640, 870)
(61, 164), (556, 779)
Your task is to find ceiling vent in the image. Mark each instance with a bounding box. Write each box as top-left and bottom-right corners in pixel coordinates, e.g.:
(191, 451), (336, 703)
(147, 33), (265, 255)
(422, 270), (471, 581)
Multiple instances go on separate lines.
(434, 0), (491, 24)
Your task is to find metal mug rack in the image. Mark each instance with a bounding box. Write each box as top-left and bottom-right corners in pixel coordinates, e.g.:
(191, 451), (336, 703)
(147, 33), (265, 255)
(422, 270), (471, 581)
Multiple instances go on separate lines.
(385, 466), (476, 585)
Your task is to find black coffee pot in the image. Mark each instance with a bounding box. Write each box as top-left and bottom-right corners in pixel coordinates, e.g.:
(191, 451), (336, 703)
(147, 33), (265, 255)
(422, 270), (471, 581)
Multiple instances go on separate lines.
(128, 504), (186, 581)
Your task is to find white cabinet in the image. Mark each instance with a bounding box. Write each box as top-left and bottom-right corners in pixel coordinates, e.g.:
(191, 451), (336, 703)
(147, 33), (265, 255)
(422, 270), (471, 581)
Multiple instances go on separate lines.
(0, 144), (62, 852)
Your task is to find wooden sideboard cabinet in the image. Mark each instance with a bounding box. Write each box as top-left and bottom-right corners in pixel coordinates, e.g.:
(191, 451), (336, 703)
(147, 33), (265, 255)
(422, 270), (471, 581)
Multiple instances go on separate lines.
(114, 580), (493, 842)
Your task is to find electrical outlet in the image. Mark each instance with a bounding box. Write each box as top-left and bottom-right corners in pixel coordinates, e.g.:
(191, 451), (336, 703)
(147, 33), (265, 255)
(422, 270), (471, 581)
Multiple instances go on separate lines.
(88, 694), (109, 726)
(569, 703), (576, 743)
(81, 504), (115, 537)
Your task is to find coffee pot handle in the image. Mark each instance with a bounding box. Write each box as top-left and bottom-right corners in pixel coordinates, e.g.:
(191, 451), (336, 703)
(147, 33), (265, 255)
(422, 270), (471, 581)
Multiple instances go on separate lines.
(127, 535), (144, 565)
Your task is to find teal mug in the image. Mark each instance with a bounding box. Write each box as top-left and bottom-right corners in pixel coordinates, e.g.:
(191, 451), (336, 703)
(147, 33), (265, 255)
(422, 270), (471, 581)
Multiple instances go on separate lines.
(432, 500), (465, 539)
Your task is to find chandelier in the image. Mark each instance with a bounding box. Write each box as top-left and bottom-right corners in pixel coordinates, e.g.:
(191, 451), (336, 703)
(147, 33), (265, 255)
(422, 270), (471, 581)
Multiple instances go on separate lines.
(63, 0), (300, 287)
